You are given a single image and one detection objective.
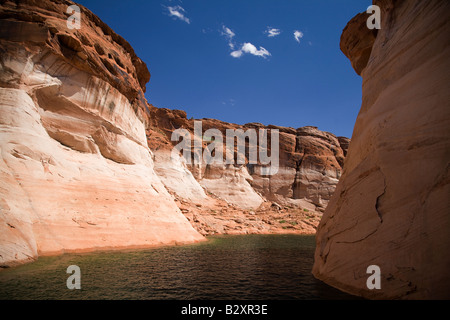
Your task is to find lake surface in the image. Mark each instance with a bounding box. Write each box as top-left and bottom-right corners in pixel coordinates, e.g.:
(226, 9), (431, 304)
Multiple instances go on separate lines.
(0, 235), (356, 300)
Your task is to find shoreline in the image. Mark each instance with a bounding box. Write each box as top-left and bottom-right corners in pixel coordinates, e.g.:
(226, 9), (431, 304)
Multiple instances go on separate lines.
(0, 238), (207, 270)
(1, 231), (316, 270)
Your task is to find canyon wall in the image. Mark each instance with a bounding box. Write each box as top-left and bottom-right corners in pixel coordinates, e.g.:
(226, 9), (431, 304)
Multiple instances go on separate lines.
(147, 109), (349, 211)
(0, 0), (350, 267)
(313, 0), (450, 299)
(0, 0), (203, 267)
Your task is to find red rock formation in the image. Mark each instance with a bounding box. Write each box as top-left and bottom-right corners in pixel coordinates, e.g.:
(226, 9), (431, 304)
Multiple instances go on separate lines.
(313, 0), (450, 299)
(0, 0), (350, 267)
(147, 111), (349, 211)
(0, 0), (203, 267)
(340, 12), (377, 76)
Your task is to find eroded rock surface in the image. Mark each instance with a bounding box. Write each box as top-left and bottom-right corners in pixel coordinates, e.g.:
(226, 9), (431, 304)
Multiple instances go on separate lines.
(0, 0), (203, 267)
(313, 0), (450, 299)
(0, 0), (351, 268)
(147, 110), (349, 211)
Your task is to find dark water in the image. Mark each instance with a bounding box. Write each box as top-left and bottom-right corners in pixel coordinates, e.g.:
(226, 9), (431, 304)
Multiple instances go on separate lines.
(0, 235), (356, 300)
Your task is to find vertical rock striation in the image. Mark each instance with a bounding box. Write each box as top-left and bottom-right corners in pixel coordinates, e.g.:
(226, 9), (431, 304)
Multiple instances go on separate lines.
(313, 0), (450, 299)
(147, 111), (349, 211)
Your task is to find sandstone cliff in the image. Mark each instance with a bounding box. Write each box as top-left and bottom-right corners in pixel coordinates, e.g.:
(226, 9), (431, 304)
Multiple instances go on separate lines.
(0, 0), (351, 268)
(0, 0), (203, 267)
(147, 109), (349, 212)
(313, 0), (450, 299)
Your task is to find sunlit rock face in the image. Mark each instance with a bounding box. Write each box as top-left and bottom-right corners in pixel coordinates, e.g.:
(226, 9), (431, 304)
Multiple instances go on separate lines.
(0, 0), (351, 268)
(147, 110), (349, 211)
(0, 0), (203, 267)
(313, 0), (450, 299)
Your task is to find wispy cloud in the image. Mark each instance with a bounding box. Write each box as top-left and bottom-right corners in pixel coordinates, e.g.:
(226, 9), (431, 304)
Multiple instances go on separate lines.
(265, 27), (281, 38)
(222, 98), (236, 106)
(294, 30), (304, 43)
(166, 5), (190, 24)
(231, 42), (271, 59)
(221, 25), (236, 49)
(230, 50), (243, 58)
(221, 25), (271, 59)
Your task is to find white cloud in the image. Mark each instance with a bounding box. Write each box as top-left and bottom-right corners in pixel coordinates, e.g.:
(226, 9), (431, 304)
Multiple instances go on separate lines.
(265, 27), (281, 38)
(221, 25), (236, 49)
(231, 42), (271, 59)
(221, 26), (235, 40)
(221, 26), (271, 59)
(242, 43), (271, 57)
(230, 49), (243, 58)
(166, 5), (190, 24)
(294, 30), (304, 43)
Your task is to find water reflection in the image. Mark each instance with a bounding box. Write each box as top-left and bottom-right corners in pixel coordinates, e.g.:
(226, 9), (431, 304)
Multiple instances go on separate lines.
(0, 235), (357, 300)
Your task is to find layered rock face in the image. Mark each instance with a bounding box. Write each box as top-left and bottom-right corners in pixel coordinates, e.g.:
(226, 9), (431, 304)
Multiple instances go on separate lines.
(313, 0), (450, 299)
(0, 0), (203, 267)
(250, 125), (348, 211)
(147, 109), (349, 211)
(146, 109), (344, 234)
(0, 0), (351, 268)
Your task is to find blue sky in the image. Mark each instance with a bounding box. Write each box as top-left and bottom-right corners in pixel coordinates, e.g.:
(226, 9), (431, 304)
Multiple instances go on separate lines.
(76, 0), (371, 138)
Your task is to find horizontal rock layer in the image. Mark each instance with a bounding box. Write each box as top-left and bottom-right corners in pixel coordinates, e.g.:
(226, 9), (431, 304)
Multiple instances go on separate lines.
(0, 0), (350, 268)
(147, 109), (349, 211)
(0, 0), (203, 267)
